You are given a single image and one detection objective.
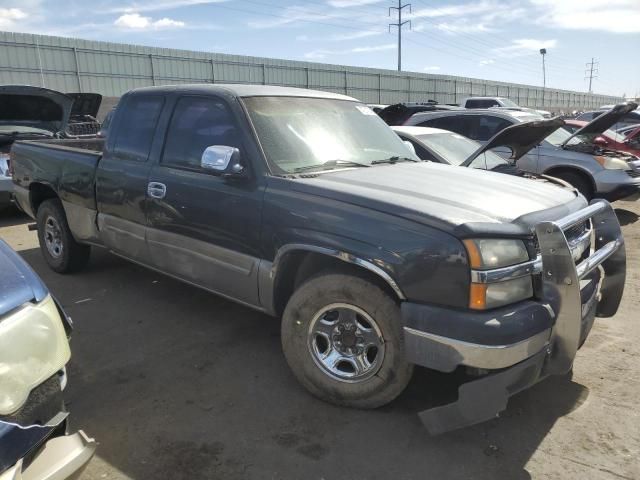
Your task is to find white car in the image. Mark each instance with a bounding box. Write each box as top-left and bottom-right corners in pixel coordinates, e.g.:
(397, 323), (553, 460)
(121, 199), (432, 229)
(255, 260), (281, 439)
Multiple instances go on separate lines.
(460, 96), (551, 118)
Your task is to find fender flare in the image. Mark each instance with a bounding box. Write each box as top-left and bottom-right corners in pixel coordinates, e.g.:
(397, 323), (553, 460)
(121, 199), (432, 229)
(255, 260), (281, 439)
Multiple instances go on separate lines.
(259, 243), (406, 315)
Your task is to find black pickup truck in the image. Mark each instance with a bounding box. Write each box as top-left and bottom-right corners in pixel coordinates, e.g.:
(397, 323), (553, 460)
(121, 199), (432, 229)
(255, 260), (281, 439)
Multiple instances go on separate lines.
(11, 85), (627, 433)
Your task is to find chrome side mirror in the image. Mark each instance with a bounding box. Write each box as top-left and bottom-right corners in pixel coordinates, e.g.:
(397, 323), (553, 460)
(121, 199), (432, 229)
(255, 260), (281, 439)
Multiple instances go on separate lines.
(201, 145), (238, 172)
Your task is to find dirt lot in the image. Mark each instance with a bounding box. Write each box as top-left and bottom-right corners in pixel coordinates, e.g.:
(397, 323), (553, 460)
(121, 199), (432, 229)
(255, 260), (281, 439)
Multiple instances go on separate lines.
(1, 198), (639, 480)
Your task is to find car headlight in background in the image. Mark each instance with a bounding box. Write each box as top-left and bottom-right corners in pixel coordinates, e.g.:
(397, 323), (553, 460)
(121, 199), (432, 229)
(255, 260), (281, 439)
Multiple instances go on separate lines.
(0, 295), (71, 415)
(464, 238), (533, 310)
(594, 155), (629, 170)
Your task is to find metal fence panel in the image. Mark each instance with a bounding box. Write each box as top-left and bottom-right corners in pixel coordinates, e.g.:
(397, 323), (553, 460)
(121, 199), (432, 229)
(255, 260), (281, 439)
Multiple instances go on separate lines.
(0, 31), (622, 111)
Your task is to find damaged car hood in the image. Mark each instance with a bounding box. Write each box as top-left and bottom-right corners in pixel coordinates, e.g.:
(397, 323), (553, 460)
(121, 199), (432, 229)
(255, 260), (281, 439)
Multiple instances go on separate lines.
(462, 117), (565, 166)
(562, 102), (639, 146)
(0, 85), (73, 134)
(292, 162), (581, 230)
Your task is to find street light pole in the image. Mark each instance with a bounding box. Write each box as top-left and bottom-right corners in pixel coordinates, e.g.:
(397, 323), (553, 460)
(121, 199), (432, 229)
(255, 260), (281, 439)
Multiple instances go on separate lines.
(540, 48), (547, 108)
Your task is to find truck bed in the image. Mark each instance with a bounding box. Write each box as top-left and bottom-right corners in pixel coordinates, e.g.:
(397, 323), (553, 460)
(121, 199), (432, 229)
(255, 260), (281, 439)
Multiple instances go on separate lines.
(11, 138), (104, 216)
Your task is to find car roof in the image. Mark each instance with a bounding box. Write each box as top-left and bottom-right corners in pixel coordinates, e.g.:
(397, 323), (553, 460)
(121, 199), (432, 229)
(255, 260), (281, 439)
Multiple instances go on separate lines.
(392, 125), (452, 136)
(463, 96), (507, 100)
(406, 108), (541, 125)
(129, 84), (358, 101)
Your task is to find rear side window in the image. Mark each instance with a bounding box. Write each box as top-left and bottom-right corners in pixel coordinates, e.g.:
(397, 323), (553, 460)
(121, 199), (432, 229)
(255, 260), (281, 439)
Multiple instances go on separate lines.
(113, 96), (164, 162)
(474, 115), (512, 141)
(466, 99), (498, 109)
(161, 96), (242, 171)
(417, 116), (473, 137)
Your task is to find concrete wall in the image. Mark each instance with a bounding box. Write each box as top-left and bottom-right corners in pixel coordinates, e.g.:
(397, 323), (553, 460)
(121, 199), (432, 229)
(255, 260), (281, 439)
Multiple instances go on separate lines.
(0, 31), (622, 112)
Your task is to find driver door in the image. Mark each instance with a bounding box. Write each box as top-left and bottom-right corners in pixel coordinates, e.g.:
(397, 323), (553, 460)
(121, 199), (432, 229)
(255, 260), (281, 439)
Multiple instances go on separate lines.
(145, 95), (264, 306)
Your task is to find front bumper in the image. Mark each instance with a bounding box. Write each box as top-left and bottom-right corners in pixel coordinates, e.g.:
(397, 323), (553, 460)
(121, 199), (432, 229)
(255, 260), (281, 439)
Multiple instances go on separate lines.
(0, 413), (95, 480)
(403, 200), (626, 433)
(593, 169), (640, 202)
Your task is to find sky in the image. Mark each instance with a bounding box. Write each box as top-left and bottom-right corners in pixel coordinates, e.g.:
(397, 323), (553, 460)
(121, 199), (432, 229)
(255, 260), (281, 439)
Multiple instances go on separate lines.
(0, 0), (639, 97)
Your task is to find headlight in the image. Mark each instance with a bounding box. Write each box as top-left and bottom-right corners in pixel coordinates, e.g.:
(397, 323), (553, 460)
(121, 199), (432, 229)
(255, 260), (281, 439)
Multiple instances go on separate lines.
(0, 295), (71, 415)
(463, 239), (529, 269)
(594, 155), (628, 170)
(464, 238), (533, 310)
(469, 276), (534, 310)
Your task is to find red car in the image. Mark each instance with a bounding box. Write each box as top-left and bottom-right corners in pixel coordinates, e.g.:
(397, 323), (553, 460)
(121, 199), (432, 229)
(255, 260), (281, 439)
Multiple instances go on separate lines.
(564, 119), (640, 156)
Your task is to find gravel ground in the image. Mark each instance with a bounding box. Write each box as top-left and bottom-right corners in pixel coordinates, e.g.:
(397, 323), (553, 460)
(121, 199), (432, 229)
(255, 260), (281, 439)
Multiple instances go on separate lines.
(1, 197), (639, 480)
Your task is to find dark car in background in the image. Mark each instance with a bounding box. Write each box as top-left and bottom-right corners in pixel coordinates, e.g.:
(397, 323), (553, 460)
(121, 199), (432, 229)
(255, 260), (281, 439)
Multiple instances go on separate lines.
(66, 93), (102, 137)
(0, 239), (95, 480)
(377, 101), (463, 126)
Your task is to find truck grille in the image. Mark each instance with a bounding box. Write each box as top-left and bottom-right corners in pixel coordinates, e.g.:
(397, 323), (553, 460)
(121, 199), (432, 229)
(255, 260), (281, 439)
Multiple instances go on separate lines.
(532, 220), (591, 264)
(626, 170), (640, 178)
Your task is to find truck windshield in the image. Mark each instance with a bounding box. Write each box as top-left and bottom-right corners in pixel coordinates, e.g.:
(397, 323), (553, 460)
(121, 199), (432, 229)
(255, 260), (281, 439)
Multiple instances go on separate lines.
(243, 96), (418, 174)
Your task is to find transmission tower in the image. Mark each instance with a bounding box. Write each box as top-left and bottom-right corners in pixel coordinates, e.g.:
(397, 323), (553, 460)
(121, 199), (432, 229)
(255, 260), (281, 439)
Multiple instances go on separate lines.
(389, 1), (411, 72)
(585, 58), (599, 93)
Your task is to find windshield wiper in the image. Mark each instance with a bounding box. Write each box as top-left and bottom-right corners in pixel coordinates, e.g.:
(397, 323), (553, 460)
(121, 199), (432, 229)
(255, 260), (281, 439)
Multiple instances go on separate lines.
(293, 160), (371, 173)
(371, 156), (419, 165)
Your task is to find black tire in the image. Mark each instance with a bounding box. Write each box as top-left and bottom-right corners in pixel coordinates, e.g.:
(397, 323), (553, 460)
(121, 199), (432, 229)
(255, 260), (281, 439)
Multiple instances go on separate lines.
(281, 271), (413, 409)
(36, 198), (90, 273)
(551, 171), (593, 200)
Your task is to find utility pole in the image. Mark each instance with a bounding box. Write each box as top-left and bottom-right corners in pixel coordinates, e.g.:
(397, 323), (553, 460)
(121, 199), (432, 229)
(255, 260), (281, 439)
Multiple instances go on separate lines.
(585, 58), (599, 93)
(389, 1), (411, 71)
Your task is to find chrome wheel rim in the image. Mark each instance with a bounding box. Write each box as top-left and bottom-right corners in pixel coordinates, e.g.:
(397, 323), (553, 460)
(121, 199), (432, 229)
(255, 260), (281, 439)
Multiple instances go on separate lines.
(44, 216), (63, 258)
(307, 303), (385, 383)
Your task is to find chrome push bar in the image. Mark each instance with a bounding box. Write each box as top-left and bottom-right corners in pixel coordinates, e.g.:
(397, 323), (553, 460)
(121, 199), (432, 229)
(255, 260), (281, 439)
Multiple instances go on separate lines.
(535, 199), (625, 375)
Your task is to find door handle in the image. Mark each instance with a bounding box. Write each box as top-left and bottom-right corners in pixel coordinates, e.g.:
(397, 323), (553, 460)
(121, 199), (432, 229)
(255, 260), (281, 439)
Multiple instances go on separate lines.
(147, 182), (167, 199)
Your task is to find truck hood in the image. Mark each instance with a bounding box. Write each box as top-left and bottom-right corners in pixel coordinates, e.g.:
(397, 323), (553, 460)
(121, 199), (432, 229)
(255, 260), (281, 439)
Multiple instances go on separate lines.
(294, 162), (580, 231)
(0, 239), (48, 317)
(0, 85), (73, 134)
(67, 93), (102, 118)
(462, 117), (565, 165)
(563, 102), (639, 146)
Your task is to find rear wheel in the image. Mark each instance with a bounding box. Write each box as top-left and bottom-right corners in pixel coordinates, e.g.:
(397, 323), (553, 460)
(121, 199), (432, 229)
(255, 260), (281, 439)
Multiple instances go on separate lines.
(36, 198), (90, 273)
(281, 271), (413, 409)
(550, 171), (593, 200)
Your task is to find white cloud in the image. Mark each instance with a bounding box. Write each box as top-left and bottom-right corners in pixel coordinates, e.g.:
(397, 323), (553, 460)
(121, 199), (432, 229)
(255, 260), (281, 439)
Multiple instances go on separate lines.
(0, 8), (27, 28)
(433, 22), (493, 34)
(110, 0), (227, 14)
(423, 66), (441, 71)
(410, 1), (496, 19)
(493, 38), (557, 58)
(114, 12), (185, 29)
(479, 59), (495, 66)
(305, 43), (394, 59)
(327, 0), (383, 6)
(531, 0), (640, 33)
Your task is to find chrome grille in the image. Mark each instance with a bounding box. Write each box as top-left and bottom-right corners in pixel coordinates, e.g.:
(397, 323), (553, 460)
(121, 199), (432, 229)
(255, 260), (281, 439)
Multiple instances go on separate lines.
(626, 170), (640, 178)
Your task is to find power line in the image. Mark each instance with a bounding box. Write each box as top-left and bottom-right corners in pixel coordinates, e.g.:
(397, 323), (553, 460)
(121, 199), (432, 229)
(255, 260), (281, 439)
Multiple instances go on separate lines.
(585, 58), (599, 93)
(388, 1), (411, 71)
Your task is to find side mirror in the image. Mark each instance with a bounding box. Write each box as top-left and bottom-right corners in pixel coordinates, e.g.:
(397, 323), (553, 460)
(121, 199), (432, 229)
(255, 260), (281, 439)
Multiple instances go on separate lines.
(201, 145), (246, 178)
(593, 136), (608, 146)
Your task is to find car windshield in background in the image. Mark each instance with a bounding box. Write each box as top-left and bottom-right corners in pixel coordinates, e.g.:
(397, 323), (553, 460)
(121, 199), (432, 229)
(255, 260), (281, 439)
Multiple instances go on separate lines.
(416, 132), (508, 169)
(243, 97), (417, 174)
(544, 126), (581, 147)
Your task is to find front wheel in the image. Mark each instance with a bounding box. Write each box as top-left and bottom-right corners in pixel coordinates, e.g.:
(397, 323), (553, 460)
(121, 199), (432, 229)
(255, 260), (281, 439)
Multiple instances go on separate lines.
(281, 272), (413, 409)
(36, 198), (90, 273)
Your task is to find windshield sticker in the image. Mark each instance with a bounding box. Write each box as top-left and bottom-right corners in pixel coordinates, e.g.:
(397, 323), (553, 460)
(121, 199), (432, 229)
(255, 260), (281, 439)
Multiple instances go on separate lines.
(355, 105), (376, 116)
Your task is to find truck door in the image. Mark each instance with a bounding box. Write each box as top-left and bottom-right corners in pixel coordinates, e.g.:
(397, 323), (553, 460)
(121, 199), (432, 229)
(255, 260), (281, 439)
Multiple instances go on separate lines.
(95, 94), (165, 263)
(144, 95), (264, 307)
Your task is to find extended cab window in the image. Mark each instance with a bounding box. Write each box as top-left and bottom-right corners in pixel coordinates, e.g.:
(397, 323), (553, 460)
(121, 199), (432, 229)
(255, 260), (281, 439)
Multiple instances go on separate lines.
(162, 96), (242, 171)
(113, 96), (163, 162)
